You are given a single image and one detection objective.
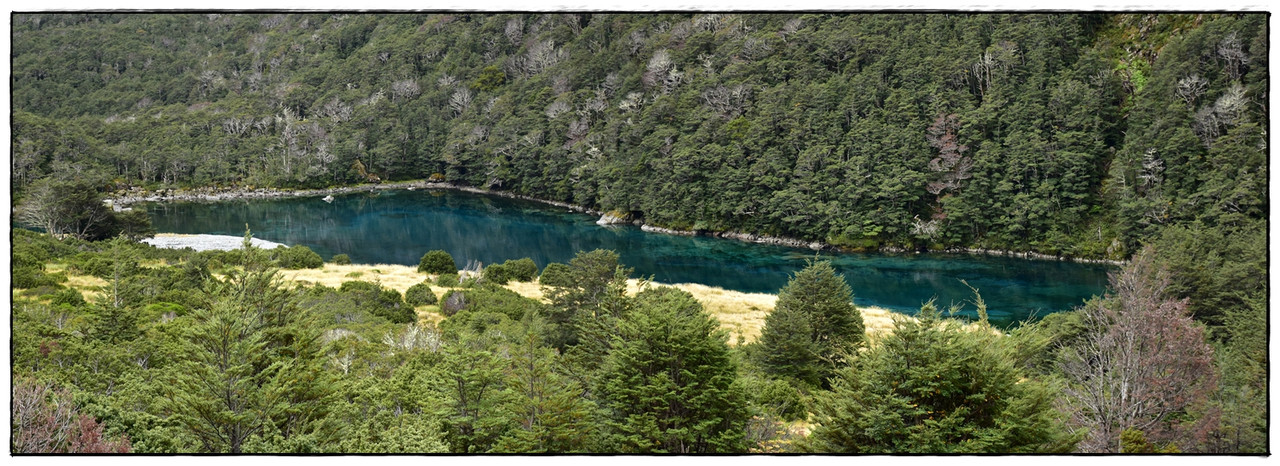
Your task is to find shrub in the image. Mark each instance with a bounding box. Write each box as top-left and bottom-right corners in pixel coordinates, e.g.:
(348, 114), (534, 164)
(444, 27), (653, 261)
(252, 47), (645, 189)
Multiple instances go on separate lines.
(459, 276), (479, 288)
(13, 267), (66, 289)
(405, 282), (439, 306)
(332, 253), (352, 265)
(482, 263), (513, 285)
(47, 288), (86, 308)
(339, 280), (414, 324)
(418, 250), (457, 274)
(13, 252), (44, 270)
(539, 262), (574, 287)
(275, 245), (323, 269)
(435, 273), (460, 287)
(460, 284), (542, 321)
(68, 253), (112, 278)
(503, 258), (538, 282)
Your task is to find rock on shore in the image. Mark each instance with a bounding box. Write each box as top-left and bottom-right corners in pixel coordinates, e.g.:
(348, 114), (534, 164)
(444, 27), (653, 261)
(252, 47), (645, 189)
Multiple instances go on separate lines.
(143, 233), (285, 252)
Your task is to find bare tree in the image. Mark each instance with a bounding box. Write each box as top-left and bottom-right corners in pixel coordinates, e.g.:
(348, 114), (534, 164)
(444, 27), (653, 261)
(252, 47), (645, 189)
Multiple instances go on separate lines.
(924, 113), (972, 196)
(545, 99), (570, 119)
(644, 49), (683, 94)
(1058, 246), (1217, 452)
(449, 87), (474, 116)
(700, 84), (752, 118)
(12, 378), (131, 453)
(17, 178), (113, 240)
(1216, 32), (1249, 81)
(1175, 74), (1208, 108)
(390, 78), (421, 102)
(504, 17), (524, 46)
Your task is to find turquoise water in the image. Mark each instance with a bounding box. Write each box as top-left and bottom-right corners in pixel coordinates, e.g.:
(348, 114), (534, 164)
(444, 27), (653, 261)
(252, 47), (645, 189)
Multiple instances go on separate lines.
(143, 189), (1113, 326)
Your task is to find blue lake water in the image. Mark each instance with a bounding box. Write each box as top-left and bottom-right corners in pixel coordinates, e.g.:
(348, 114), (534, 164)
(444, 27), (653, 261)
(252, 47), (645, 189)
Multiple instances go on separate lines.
(143, 189), (1114, 326)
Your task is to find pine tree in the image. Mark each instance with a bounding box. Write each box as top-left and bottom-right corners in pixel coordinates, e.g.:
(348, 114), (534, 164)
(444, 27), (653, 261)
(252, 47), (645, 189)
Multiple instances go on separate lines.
(804, 302), (1073, 453)
(492, 313), (600, 453)
(756, 259), (863, 387)
(597, 286), (749, 453)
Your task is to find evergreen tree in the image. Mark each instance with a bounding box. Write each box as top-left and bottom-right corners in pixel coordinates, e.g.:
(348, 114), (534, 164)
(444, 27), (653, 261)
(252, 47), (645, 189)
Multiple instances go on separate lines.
(492, 313), (600, 453)
(597, 286), (749, 453)
(756, 259), (863, 387)
(805, 302), (1074, 453)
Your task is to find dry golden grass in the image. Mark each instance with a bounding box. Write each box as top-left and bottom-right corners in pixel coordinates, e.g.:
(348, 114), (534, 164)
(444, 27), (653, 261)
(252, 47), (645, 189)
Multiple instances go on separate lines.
(279, 263), (427, 294)
(41, 263), (109, 302)
(276, 263), (917, 345)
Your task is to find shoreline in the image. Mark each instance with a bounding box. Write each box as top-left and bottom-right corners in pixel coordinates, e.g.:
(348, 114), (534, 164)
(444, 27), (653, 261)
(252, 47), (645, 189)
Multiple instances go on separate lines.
(112, 182), (1124, 266)
(143, 233), (286, 251)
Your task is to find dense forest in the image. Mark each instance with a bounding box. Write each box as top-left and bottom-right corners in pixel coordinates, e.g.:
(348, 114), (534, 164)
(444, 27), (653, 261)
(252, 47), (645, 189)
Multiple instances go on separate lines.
(11, 13), (1267, 258)
(10, 12), (1269, 454)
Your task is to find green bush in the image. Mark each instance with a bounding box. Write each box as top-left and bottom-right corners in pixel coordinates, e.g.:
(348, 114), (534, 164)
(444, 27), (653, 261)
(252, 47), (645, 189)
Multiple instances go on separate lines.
(482, 263), (513, 285)
(12, 252), (44, 270)
(539, 262), (574, 287)
(418, 250), (457, 274)
(68, 252), (113, 278)
(275, 245), (324, 269)
(339, 280), (414, 324)
(47, 288), (86, 308)
(405, 282), (438, 306)
(435, 273), (460, 287)
(332, 253), (351, 265)
(460, 284), (543, 321)
(13, 267), (66, 289)
(502, 258), (538, 282)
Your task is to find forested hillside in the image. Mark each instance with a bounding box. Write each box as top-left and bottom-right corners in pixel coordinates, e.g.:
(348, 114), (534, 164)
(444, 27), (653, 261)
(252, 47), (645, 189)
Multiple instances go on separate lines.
(9, 12), (1269, 454)
(12, 13), (1267, 258)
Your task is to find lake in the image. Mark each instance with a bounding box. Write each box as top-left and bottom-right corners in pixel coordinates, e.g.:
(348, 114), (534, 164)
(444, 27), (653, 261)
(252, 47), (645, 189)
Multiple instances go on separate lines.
(144, 189), (1114, 326)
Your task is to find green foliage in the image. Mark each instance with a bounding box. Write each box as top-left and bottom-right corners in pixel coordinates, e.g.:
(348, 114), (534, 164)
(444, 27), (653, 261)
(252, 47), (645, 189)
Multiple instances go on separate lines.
(502, 258), (538, 282)
(13, 266), (67, 289)
(805, 304), (1074, 453)
(273, 245), (324, 269)
(756, 259), (863, 388)
(492, 314), (601, 453)
(597, 286), (749, 453)
(538, 262), (573, 287)
(338, 280), (414, 324)
(161, 267), (336, 453)
(482, 263), (514, 285)
(435, 273), (460, 287)
(404, 281), (438, 306)
(430, 331), (518, 453)
(418, 250), (457, 274)
(541, 249), (632, 350)
(331, 253), (351, 265)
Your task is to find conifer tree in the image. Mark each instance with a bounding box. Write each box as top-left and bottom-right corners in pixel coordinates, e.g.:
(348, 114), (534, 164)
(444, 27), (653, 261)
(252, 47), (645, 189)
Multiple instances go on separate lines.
(756, 259), (863, 387)
(805, 302), (1073, 453)
(597, 287), (749, 453)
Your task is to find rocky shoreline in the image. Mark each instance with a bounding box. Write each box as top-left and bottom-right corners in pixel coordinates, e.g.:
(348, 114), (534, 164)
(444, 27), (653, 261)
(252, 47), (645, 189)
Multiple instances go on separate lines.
(112, 182), (1123, 266)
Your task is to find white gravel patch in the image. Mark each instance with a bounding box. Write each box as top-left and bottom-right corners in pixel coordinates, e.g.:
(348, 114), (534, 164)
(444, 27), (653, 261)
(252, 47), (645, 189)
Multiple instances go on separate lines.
(143, 233), (286, 251)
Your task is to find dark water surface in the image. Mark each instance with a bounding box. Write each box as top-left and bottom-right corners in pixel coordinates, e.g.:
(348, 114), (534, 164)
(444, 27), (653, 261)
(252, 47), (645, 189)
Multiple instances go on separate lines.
(144, 189), (1113, 326)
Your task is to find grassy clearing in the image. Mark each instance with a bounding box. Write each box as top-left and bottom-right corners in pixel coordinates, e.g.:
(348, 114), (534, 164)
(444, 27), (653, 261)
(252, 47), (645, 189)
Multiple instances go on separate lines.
(280, 263), (426, 294)
(33, 260), (918, 344)
(275, 263), (908, 345)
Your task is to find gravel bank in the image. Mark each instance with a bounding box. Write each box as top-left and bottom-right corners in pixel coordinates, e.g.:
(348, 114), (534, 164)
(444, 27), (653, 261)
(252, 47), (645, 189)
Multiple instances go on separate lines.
(143, 233), (285, 252)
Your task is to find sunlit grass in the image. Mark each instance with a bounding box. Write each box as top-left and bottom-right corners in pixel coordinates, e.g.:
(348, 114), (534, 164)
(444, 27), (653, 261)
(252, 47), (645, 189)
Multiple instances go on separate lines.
(276, 263), (915, 345)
